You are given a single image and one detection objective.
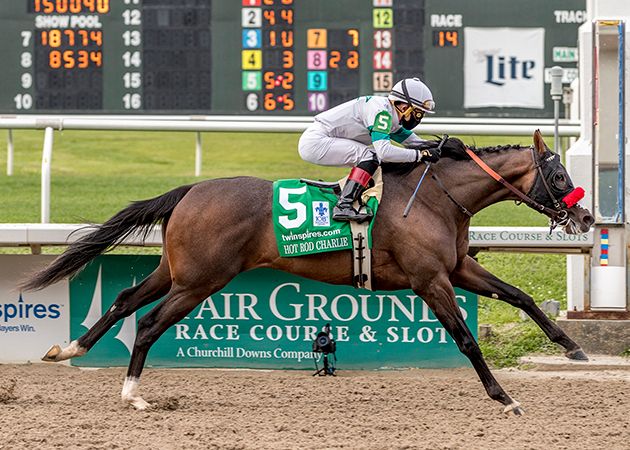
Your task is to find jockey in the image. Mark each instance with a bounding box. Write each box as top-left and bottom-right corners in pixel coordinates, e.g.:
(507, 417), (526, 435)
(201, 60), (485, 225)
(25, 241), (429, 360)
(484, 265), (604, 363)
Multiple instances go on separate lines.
(298, 77), (439, 222)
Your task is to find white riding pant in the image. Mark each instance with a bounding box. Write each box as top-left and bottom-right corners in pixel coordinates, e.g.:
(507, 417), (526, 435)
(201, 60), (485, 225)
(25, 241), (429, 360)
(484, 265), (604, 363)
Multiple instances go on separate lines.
(298, 122), (375, 167)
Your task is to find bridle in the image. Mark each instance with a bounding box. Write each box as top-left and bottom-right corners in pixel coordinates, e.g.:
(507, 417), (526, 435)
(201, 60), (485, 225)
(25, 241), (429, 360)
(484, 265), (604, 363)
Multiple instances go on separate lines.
(464, 146), (583, 230)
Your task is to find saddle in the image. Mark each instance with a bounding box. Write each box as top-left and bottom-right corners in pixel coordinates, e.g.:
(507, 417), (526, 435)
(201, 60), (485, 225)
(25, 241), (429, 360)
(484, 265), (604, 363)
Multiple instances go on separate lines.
(299, 179), (342, 195)
(300, 167), (383, 205)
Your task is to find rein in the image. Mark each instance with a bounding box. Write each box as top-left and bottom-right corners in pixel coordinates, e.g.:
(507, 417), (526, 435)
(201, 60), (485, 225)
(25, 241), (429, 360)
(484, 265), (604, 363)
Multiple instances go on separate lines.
(405, 141), (582, 228)
(464, 146), (570, 227)
(430, 173), (473, 217)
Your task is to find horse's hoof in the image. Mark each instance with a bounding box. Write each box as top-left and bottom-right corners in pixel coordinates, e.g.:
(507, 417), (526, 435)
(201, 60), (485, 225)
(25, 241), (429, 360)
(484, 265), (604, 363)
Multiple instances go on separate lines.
(565, 348), (589, 361)
(129, 398), (152, 411)
(121, 377), (152, 411)
(503, 401), (525, 416)
(42, 344), (62, 362)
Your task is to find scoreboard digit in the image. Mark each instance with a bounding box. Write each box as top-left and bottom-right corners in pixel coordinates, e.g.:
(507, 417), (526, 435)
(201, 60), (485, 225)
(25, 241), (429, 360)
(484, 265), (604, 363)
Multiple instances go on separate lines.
(121, 0), (141, 111)
(242, 0), (295, 113)
(261, 0), (295, 112)
(29, 1), (109, 110)
(306, 28), (360, 112)
(242, 1), (262, 112)
(371, 0), (424, 95)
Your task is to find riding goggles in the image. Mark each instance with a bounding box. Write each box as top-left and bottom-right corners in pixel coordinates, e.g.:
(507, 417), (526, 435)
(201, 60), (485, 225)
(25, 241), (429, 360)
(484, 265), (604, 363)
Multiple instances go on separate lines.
(415, 99), (436, 113)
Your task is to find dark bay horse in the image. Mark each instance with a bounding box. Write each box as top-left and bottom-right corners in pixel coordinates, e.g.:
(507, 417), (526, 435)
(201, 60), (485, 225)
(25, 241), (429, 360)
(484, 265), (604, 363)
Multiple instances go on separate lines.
(22, 130), (594, 415)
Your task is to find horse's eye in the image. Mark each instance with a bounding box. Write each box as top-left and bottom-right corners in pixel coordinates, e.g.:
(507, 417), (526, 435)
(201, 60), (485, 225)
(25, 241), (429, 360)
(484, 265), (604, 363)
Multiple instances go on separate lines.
(553, 172), (568, 189)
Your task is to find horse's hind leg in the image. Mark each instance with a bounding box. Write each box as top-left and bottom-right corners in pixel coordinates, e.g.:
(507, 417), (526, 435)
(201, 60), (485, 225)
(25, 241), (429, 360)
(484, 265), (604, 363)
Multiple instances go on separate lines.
(415, 275), (525, 416)
(42, 261), (172, 362)
(120, 283), (217, 410)
(450, 255), (587, 360)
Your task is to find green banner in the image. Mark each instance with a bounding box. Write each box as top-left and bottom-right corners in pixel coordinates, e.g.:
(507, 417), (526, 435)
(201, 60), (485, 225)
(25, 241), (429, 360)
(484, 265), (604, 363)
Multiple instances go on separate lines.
(70, 256), (477, 369)
(272, 179), (377, 257)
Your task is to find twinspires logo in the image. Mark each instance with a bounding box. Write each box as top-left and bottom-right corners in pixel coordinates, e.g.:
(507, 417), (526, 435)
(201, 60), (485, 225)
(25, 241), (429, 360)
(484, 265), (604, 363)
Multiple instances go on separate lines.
(485, 55), (535, 86)
(0, 293), (61, 333)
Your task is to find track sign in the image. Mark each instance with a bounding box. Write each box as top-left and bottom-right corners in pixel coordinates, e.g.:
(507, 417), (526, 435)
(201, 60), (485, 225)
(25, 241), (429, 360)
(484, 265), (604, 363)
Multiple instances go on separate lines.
(553, 47), (578, 63)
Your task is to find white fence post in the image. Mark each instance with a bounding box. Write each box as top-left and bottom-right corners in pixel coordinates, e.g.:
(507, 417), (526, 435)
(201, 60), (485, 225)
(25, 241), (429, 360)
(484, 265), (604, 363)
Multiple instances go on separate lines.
(7, 130), (13, 176)
(41, 127), (54, 224)
(195, 132), (202, 177)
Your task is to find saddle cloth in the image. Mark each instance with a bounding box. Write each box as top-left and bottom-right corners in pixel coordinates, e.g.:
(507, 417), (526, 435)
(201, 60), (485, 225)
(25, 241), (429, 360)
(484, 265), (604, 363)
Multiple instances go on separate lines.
(271, 168), (382, 264)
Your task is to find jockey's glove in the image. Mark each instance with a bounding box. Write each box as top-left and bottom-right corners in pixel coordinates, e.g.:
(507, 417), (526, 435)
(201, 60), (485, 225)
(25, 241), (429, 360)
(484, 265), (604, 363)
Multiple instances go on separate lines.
(418, 148), (440, 163)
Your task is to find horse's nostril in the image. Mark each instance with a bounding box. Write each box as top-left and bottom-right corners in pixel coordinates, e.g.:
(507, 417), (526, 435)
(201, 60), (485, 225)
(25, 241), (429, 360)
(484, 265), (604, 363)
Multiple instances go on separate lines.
(584, 214), (595, 227)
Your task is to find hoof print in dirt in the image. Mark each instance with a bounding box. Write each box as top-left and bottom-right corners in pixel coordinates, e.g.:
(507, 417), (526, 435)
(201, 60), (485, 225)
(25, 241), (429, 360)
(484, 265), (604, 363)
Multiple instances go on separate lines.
(0, 379), (18, 404)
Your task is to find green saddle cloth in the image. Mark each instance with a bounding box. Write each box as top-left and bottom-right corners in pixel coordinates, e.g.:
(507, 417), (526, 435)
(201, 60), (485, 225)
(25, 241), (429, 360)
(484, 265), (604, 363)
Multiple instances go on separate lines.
(272, 179), (378, 257)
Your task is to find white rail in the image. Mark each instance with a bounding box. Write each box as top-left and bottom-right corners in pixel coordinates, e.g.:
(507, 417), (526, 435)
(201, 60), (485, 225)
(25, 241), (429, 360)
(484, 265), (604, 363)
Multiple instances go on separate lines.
(0, 224), (594, 253)
(0, 115), (581, 135)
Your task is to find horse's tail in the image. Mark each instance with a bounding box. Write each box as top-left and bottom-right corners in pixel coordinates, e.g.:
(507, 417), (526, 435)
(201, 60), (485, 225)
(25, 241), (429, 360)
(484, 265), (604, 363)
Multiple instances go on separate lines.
(20, 183), (196, 292)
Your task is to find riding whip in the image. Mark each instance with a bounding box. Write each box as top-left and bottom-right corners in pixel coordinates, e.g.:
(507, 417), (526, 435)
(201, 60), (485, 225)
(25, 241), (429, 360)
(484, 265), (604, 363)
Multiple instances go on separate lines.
(402, 134), (448, 218)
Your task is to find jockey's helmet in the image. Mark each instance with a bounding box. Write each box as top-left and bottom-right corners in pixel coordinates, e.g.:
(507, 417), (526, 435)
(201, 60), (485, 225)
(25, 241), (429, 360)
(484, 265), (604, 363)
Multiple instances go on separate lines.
(388, 77), (435, 124)
(388, 78), (435, 129)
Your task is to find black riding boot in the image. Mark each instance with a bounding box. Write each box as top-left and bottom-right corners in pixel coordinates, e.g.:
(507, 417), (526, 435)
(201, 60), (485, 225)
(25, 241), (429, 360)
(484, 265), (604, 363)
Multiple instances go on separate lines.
(333, 180), (373, 223)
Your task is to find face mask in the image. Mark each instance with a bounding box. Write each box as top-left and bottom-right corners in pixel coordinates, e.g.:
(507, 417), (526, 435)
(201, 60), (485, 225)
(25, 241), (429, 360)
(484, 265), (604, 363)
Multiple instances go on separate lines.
(400, 107), (424, 129)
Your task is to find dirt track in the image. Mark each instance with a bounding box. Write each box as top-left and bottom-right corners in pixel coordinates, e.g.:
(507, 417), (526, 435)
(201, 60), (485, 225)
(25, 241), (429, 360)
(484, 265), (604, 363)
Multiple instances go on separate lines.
(1, 363), (629, 449)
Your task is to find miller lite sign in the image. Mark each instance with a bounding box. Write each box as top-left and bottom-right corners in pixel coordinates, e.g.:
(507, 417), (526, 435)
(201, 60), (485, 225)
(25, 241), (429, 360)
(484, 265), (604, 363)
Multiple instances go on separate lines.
(464, 27), (545, 109)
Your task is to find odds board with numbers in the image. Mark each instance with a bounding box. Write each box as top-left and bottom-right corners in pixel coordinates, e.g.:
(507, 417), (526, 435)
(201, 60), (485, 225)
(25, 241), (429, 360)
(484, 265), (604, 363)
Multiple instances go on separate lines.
(0, 0), (585, 116)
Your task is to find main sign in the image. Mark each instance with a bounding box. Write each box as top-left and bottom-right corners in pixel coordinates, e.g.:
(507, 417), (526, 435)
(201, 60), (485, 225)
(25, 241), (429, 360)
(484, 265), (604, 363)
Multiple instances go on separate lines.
(70, 255), (478, 369)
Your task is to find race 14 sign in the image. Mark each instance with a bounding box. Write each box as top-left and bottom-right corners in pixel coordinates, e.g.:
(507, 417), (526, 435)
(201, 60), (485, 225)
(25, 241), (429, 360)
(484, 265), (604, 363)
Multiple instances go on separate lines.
(70, 256), (477, 369)
(464, 27), (545, 109)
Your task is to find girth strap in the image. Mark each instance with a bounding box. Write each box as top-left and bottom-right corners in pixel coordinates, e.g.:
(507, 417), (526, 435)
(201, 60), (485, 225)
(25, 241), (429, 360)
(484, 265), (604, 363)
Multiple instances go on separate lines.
(350, 221), (372, 290)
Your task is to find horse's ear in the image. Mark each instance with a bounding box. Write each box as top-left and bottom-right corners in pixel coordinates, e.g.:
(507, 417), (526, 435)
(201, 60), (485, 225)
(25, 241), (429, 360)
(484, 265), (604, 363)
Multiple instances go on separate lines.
(533, 129), (546, 155)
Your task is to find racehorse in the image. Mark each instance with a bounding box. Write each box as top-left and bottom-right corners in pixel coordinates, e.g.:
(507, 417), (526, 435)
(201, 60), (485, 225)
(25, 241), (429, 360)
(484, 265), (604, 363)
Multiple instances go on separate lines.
(21, 130), (594, 415)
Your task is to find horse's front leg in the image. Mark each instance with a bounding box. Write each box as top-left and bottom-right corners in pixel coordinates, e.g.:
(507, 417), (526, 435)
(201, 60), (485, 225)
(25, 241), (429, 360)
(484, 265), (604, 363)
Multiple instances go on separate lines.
(414, 275), (525, 416)
(450, 255), (588, 361)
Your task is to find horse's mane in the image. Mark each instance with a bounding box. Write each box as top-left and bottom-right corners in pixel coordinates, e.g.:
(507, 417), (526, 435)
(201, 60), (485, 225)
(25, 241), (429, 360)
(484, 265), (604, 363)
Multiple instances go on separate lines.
(381, 137), (523, 175)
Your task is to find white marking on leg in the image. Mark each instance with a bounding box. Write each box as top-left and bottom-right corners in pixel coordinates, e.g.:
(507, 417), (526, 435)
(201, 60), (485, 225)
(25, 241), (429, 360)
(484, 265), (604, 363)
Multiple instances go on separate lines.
(503, 400), (524, 416)
(57, 340), (87, 360)
(43, 340), (87, 362)
(121, 376), (151, 410)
